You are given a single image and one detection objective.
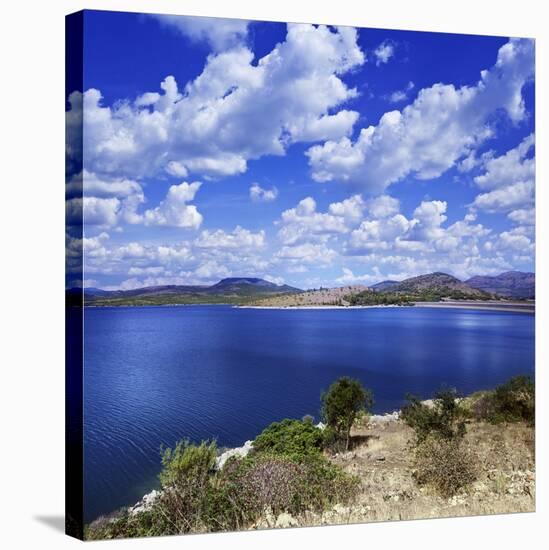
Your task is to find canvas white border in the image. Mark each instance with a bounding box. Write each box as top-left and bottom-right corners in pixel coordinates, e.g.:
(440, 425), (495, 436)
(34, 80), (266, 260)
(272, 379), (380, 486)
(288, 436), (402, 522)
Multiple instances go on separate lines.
(0, 0), (546, 548)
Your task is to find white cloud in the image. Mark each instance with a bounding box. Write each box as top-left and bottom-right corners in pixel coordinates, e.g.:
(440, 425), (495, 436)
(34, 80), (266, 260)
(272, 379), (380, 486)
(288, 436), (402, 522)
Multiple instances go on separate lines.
(74, 196), (120, 227)
(374, 41), (395, 66)
(307, 38), (534, 192)
(347, 214), (413, 253)
(387, 81), (414, 103)
(469, 134), (535, 216)
(471, 180), (534, 213)
(143, 182), (203, 228)
(497, 227), (535, 253)
(250, 183), (278, 202)
(275, 242), (337, 264)
(153, 15), (249, 52)
(335, 267), (381, 285)
(127, 266), (166, 276)
(365, 195), (400, 219)
(508, 208), (535, 225)
(194, 226), (266, 249)
(410, 200), (448, 241)
(344, 197), (492, 260)
(264, 274), (286, 285)
(68, 24), (365, 182)
(193, 260), (232, 280)
(328, 194), (365, 224)
(66, 170), (145, 226)
(277, 196), (349, 245)
(474, 134), (534, 190)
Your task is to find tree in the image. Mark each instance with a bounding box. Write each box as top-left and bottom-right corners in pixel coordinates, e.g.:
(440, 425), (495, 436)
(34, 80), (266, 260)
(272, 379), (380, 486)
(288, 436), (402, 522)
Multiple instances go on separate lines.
(400, 388), (467, 443)
(321, 377), (373, 451)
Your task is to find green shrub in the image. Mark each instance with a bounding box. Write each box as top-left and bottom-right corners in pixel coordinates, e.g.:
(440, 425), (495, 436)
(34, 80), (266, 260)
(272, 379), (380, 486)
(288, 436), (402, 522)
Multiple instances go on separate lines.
(401, 388), (467, 443)
(159, 439), (217, 487)
(413, 437), (478, 498)
(468, 376), (535, 425)
(155, 440), (218, 534)
(87, 433), (360, 538)
(253, 418), (323, 460)
(205, 452), (359, 531)
(85, 508), (165, 540)
(488, 375), (534, 424)
(321, 377), (373, 451)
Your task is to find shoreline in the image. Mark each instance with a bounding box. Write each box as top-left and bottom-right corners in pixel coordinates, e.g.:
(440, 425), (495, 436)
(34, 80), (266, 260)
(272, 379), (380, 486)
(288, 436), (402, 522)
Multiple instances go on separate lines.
(236, 301), (534, 313)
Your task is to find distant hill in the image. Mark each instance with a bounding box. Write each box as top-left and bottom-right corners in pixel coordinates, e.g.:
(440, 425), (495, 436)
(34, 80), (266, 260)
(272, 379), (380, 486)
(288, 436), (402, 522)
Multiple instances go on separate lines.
(371, 280), (399, 292)
(82, 277), (301, 306)
(346, 272), (490, 306)
(247, 285), (369, 307)
(209, 277), (300, 295)
(466, 271), (535, 299)
(390, 272), (488, 298)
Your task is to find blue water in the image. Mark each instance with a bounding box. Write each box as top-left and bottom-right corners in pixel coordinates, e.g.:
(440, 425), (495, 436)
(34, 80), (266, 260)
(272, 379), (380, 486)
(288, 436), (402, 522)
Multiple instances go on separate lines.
(83, 305), (534, 522)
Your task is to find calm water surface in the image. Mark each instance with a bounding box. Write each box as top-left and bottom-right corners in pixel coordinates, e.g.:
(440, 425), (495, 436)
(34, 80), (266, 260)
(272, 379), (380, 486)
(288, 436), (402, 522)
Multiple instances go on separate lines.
(83, 305), (534, 521)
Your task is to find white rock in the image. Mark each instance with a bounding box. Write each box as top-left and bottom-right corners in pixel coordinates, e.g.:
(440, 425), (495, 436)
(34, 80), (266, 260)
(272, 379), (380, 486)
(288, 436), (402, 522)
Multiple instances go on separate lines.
(275, 512), (298, 528)
(130, 489), (161, 515)
(215, 440), (254, 470)
(368, 411), (400, 424)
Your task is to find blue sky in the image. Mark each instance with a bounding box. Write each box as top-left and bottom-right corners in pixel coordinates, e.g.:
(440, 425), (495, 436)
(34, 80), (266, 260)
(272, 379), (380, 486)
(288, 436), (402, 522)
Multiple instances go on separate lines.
(66, 10), (535, 290)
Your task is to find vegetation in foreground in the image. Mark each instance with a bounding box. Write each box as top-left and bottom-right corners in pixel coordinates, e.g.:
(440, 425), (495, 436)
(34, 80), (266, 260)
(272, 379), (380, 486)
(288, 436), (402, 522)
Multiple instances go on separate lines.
(85, 375), (535, 540)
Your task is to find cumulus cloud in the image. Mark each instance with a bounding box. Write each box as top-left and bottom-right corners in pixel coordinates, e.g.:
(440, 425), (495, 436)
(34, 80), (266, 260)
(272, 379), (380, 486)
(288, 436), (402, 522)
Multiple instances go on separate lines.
(489, 227), (535, 253)
(347, 214), (414, 253)
(335, 267), (381, 285)
(470, 134), (535, 216)
(344, 197), (492, 259)
(67, 24), (365, 182)
(387, 81), (415, 103)
(66, 170), (145, 227)
(194, 226), (266, 249)
(275, 242), (338, 264)
(374, 41), (395, 65)
(152, 15), (250, 51)
(471, 180), (534, 213)
(264, 274), (286, 285)
(328, 195), (366, 224)
(277, 196), (350, 245)
(365, 195), (400, 218)
(473, 134), (534, 190)
(508, 208), (535, 225)
(307, 38), (534, 192)
(250, 183), (278, 202)
(143, 182), (203, 228)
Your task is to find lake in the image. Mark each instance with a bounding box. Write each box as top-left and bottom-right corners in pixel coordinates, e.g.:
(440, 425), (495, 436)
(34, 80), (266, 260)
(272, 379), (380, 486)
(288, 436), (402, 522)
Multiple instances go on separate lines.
(83, 305), (534, 522)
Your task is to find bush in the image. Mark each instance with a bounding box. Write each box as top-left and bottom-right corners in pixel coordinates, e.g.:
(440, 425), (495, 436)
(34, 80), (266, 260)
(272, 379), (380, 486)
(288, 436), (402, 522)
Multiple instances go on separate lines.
(401, 388), (467, 443)
(253, 419), (324, 461)
(87, 433), (360, 538)
(488, 375), (534, 424)
(321, 377), (373, 451)
(413, 437), (478, 498)
(468, 376), (535, 425)
(207, 452), (359, 530)
(159, 439), (217, 487)
(155, 440), (218, 534)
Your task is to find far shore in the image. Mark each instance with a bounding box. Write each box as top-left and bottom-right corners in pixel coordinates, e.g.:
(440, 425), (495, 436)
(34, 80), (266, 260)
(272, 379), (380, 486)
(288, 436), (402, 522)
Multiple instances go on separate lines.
(412, 301), (535, 314)
(237, 301), (535, 313)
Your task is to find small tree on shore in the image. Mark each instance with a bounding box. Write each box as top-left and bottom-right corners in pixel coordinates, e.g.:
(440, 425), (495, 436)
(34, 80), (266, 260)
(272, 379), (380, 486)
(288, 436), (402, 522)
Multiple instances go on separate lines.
(321, 377), (373, 451)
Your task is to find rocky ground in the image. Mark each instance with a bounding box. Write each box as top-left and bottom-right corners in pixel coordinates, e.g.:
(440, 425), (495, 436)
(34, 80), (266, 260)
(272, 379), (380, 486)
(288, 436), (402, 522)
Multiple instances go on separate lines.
(254, 417), (535, 529)
(246, 285), (369, 307)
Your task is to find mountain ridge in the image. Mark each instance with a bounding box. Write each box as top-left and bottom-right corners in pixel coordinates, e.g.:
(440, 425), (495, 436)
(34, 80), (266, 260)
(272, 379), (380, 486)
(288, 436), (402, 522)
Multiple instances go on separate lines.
(82, 277), (302, 306)
(465, 271), (534, 299)
(76, 271), (535, 307)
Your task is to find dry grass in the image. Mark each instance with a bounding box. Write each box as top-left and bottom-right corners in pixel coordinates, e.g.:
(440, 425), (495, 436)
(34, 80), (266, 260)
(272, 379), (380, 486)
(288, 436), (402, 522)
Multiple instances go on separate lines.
(247, 286), (369, 307)
(255, 419), (535, 529)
